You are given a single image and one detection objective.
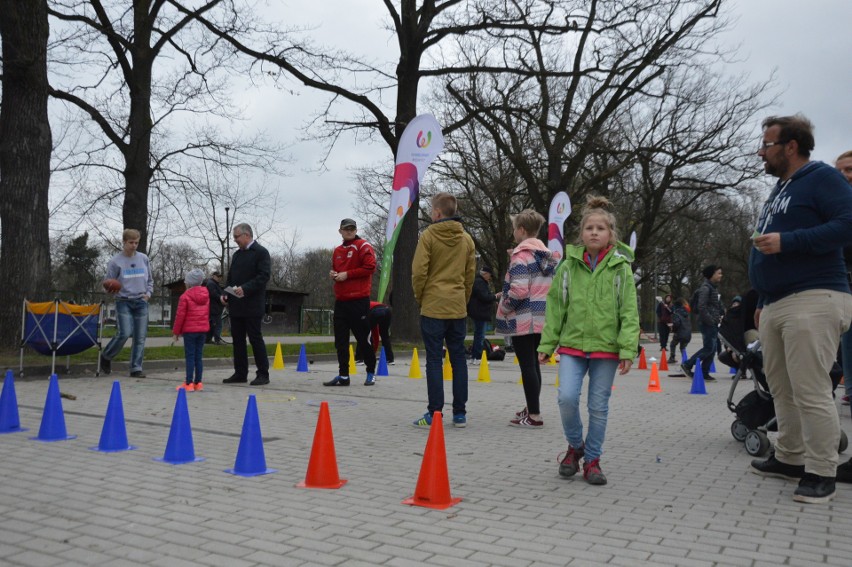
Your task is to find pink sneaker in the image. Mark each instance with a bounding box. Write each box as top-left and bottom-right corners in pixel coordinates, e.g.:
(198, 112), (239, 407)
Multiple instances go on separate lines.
(842, 395), (850, 406)
(509, 415), (543, 428)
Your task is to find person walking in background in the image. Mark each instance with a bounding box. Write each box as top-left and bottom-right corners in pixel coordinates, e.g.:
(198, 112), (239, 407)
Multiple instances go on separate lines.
(222, 223), (271, 386)
(538, 195), (639, 485)
(467, 265), (501, 363)
(496, 209), (557, 428)
(99, 228), (154, 378)
(668, 297), (692, 364)
(205, 270), (226, 345)
(749, 116), (852, 504)
(324, 218), (377, 387)
(412, 192), (476, 428)
(656, 294), (673, 354)
(834, 151), (852, 407)
(173, 269), (210, 391)
(681, 265), (724, 381)
(358, 301), (395, 365)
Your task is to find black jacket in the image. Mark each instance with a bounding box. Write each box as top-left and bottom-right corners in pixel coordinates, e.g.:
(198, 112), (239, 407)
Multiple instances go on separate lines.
(696, 279), (724, 327)
(467, 274), (497, 322)
(226, 241), (271, 318)
(205, 278), (225, 316)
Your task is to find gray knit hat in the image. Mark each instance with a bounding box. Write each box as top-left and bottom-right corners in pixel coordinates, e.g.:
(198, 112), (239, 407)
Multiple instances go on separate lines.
(185, 268), (205, 287)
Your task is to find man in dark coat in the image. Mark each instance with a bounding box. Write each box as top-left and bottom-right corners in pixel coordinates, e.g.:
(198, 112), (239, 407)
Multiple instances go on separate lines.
(205, 270), (226, 344)
(223, 223), (271, 386)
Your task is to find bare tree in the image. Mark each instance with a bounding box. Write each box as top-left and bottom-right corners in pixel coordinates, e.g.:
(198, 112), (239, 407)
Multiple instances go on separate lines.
(0, 0), (53, 350)
(47, 0), (279, 252)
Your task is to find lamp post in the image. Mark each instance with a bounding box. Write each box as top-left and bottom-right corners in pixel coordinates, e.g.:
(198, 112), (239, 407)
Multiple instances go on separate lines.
(225, 206), (230, 275)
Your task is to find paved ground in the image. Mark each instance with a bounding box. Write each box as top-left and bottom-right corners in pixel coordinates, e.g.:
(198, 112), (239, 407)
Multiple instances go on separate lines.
(2, 347), (852, 567)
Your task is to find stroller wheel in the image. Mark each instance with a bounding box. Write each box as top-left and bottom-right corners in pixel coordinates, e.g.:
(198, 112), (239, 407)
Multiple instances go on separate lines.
(731, 420), (748, 442)
(745, 430), (770, 457)
(840, 431), (848, 454)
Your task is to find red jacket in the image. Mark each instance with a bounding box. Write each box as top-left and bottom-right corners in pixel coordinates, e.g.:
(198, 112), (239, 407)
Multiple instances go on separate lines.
(332, 236), (376, 301)
(173, 285), (210, 335)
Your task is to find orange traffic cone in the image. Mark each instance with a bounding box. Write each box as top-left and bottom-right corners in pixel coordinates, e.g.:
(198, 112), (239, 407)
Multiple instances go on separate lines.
(402, 412), (461, 509)
(638, 346), (648, 370)
(298, 401), (347, 489)
(659, 349), (669, 371)
(647, 362), (661, 392)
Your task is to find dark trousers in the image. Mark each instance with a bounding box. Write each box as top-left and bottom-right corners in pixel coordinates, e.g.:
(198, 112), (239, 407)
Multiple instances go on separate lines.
(334, 297), (375, 375)
(368, 305), (394, 362)
(657, 322), (670, 351)
(183, 332), (206, 383)
(231, 316), (269, 379)
(207, 309), (223, 342)
(686, 323), (718, 375)
(513, 333), (542, 415)
(420, 316), (468, 415)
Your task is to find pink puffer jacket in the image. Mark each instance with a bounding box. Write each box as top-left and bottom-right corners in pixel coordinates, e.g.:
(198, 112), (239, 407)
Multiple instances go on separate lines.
(173, 285), (210, 335)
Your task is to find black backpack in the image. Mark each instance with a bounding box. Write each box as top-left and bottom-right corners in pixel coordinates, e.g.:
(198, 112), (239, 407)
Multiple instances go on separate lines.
(482, 338), (507, 361)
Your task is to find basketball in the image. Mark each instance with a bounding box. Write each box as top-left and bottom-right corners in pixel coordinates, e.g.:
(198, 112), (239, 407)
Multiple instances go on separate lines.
(103, 278), (122, 293)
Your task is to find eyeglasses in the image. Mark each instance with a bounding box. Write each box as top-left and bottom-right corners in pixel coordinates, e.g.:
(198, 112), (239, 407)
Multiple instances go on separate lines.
(758, 140), (787, 151)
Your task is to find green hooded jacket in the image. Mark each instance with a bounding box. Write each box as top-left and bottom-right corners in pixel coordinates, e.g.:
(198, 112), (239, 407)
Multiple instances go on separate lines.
(538, 242), (640, 360)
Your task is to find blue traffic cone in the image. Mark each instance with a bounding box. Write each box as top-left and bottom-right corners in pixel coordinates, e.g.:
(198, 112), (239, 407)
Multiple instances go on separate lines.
(730, 365), (737, 374)
(709, 358), (717, 373)
(690, 364), (707, 395)
(0, 370), (27, 434)
(296, 344), (309, 373)
(90, 381), (136, 452)
(225, 394), (276, 476)
(376, 347), (389, 377)
(681, 349), (689, 363)
(156, 389), (204, 464)
(31, 374), (76, 442)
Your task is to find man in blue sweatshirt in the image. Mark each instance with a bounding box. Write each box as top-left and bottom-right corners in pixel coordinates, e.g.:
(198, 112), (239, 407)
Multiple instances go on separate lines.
(99, 228), (154, 377)
(749, 115), (852, 504)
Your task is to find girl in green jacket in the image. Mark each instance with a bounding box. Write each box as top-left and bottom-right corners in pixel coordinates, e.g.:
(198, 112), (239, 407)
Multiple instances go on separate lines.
(538, 195), (640, 485)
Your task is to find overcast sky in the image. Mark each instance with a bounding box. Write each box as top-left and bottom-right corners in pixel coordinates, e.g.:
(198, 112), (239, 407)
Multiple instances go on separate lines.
(246, 0), (851, 251)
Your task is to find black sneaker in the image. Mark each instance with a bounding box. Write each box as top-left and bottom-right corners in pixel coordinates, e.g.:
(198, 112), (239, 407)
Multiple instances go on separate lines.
(703, 374), (716, 382)
(680, 363), (693, 378)
(130, 371), (146, 378)
(750, 455), (805, 480)
(323, 376), (350, 387)
(99, 354), (112, 375)
(793, 473), (836, 504)
(558, 444), (584, 478)
(223, 374), (248, 384)
(250, 376), (270, 386)
(837, 458), (852, 483)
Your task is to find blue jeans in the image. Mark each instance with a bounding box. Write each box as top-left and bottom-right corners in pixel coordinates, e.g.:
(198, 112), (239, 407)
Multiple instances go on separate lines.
(686, 322), (718, 375)
(103, 299), (148, 372)
(420, 316), (468, 415)
(557, 355), (619, 462)
(471, 319), (487, 360)
(183, 332), (206, 383)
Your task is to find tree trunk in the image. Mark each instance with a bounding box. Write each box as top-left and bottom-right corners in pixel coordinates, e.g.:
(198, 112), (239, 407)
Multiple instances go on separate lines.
(0, 0), (53, 351)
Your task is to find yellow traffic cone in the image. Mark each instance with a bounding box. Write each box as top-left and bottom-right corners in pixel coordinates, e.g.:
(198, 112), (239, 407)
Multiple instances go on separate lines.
(513, 354), (519, 365)
(518, 375), (523, 384)
(548, 353), (558, 365)
(408, 348), (422, 379)
(555, 374), (559, 388)
(443, 350), (452, 381)
(477, 350), (491, 383)
(272, 343), (285, 370)
(348, 344), (357, 375)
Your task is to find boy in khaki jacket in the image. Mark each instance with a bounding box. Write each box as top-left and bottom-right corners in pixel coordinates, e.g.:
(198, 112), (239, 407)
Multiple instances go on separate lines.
(411, 192), (476, 428)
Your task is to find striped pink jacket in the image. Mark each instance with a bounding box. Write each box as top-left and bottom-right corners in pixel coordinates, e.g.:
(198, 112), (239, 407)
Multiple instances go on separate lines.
(495, 238), (557, 336)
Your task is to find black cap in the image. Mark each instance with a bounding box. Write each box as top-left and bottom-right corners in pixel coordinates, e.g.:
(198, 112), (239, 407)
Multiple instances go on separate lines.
(340, 218), (357, 229)
(212, 270), (222, 277)
(702, 264), (719, 279)
(481, 265), (494, 275)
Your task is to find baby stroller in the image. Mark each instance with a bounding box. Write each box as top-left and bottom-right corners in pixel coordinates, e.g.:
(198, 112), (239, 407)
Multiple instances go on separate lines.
(721, 291), (848, 456)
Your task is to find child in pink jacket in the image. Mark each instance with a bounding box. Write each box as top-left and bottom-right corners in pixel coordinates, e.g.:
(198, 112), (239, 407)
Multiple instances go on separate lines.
(173, 268), (210, 391)
(496, 210), (557, 427)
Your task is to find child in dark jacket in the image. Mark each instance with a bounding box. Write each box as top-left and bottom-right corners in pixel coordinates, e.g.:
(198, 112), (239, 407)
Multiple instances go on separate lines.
(173, 268), (210, 391)
(668, 298), (692, 364)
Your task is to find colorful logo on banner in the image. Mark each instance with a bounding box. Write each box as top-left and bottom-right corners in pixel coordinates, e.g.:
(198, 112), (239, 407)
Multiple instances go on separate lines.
(377, 114), (445, 302)
(416, 131), (432, 148)
(547, 192), (572, 262)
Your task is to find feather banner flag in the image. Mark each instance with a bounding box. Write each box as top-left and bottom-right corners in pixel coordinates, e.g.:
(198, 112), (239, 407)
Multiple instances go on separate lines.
(377, 114), (444, 302)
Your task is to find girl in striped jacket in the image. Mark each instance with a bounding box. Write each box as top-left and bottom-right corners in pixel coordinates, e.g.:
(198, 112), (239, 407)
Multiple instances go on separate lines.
(496, 209), (558, 428)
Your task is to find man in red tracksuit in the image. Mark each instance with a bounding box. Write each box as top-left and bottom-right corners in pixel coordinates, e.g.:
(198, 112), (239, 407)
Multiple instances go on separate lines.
(324, 218), (378, 386)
